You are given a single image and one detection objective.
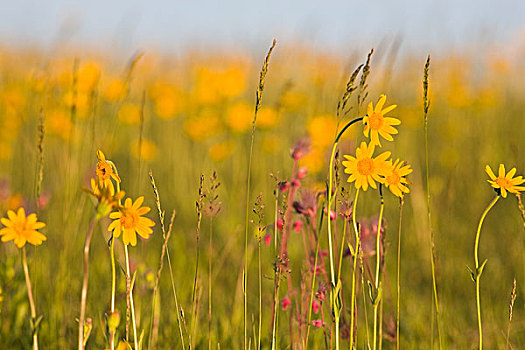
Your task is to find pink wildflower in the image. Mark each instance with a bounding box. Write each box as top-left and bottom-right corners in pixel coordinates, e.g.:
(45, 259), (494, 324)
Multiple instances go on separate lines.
(312, 300), (320, 314)
(281, 297), (291, 311)
(293, 220), (302, 233)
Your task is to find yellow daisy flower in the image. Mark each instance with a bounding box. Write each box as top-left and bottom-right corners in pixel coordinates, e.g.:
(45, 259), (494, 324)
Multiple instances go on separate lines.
(342, 142), (391, 191)
(485, 164), (525, 198)
(383, 159), (413, 198)
(108, 196), (155, 246)
(96, 150), (121, 188)
(0, 207), (46, 248)
(363, 94), (400, 147)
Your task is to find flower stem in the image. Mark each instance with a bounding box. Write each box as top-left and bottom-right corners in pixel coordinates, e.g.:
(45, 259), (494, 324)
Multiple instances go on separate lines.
(109, 162), (121, 350)
(396, 198), (404, 350)
(327, 116), (363, 349)
(109, 237), (116, 350)
(124, 245), (139, 349)
(474, 195), (500, 350)
(373, 188), (385, 350)
(349, 189), (360, 348)
(22, 247), (39, 350)
(79, 217), (97, 350)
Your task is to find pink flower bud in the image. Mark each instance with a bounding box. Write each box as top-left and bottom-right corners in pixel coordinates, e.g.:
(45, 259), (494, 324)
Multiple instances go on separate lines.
(281, 297), (291, 311)
(312, 300), (320, 314)
(297, 167), (308, 179)
(277, 218), (284, 231)
(291, 179), (301, 188)
(293, 220), (302, 233)
(263, 233), (272, 246)
(312, 319), (324, 328)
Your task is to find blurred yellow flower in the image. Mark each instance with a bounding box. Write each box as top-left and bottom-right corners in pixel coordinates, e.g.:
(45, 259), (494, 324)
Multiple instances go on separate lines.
(307, 114), (337, 148)
(257, 106), (279, 129)
(108, 196), (155, 246)
(0, 141), (12, 160)
(118, 103), (141, 125)
(208, 140), (235, 162)
(77, 62), (100, 92)
(104, 79), (128, 102)
(342, 142), (390, 191)
(221, 67), (246, 98)
(226, 101), (252, 133)
(150, 83), (185, 119)
(485, 164), (525, 198)
(280, 91), (307, 112)
(363, 94), (400, 147)
(300, 148), (324, 174)
(184, 109), (222, 141)
(1, 86), (26, 110)
(63, 91), (90, 113)
(130, 139), (158, 162)
(383, 159), (413, 198)
(46, 109), (72, 140)
(0, 208), (46, 248)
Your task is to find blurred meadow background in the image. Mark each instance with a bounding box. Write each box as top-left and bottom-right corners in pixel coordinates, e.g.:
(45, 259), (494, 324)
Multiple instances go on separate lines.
(1, 1), (525, 349)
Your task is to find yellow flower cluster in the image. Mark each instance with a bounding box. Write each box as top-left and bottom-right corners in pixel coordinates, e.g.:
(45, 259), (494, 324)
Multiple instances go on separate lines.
(343, 95), (412, 198)
(90, 150), (155, 246)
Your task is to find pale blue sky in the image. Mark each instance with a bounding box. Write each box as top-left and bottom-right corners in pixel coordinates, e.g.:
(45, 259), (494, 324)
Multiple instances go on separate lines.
(0, 0), (523, 54)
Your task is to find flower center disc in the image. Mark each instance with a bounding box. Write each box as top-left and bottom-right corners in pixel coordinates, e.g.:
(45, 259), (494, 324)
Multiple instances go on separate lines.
(387, 172), (401, 185)
(357, 158), (374, 175)
(121, 212), (139, 229)
(369, 112), (383, 130)
(496, 177), (512, 189)
(96, 162), (112, 180)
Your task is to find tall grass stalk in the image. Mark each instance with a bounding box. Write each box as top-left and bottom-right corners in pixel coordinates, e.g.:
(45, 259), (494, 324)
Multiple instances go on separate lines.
(396, 198), (404, 350)
(149, 171), (186, 349)
(78, 217), (98, 350)
(473, 194), (500, 350)
(191, 174), (205, 349)
(422, 55), (442, 349)
(271, 192), (280, 350)
(372, 187), (384, 350)
(149, 210), (176, 349)
(34, 108), (45, 212)
(209, 216), (214, 350)
(244, 39), (276, 350)
(506, 278), (517, 350)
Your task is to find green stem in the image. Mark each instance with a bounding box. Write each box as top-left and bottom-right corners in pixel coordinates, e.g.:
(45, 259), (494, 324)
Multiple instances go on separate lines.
(79, 217), (98, 350)
(209, 218), (213, 350)
(125, 245), (139, 349)
(373, 188), (384, 350)
(109, 162), (121, 350)
(349, 189), (360, 349)
(396, 198), (404, 350)
(327, 117), (363, 350)
(474, 195), (500, 350)
(22, 247), (39, 350)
